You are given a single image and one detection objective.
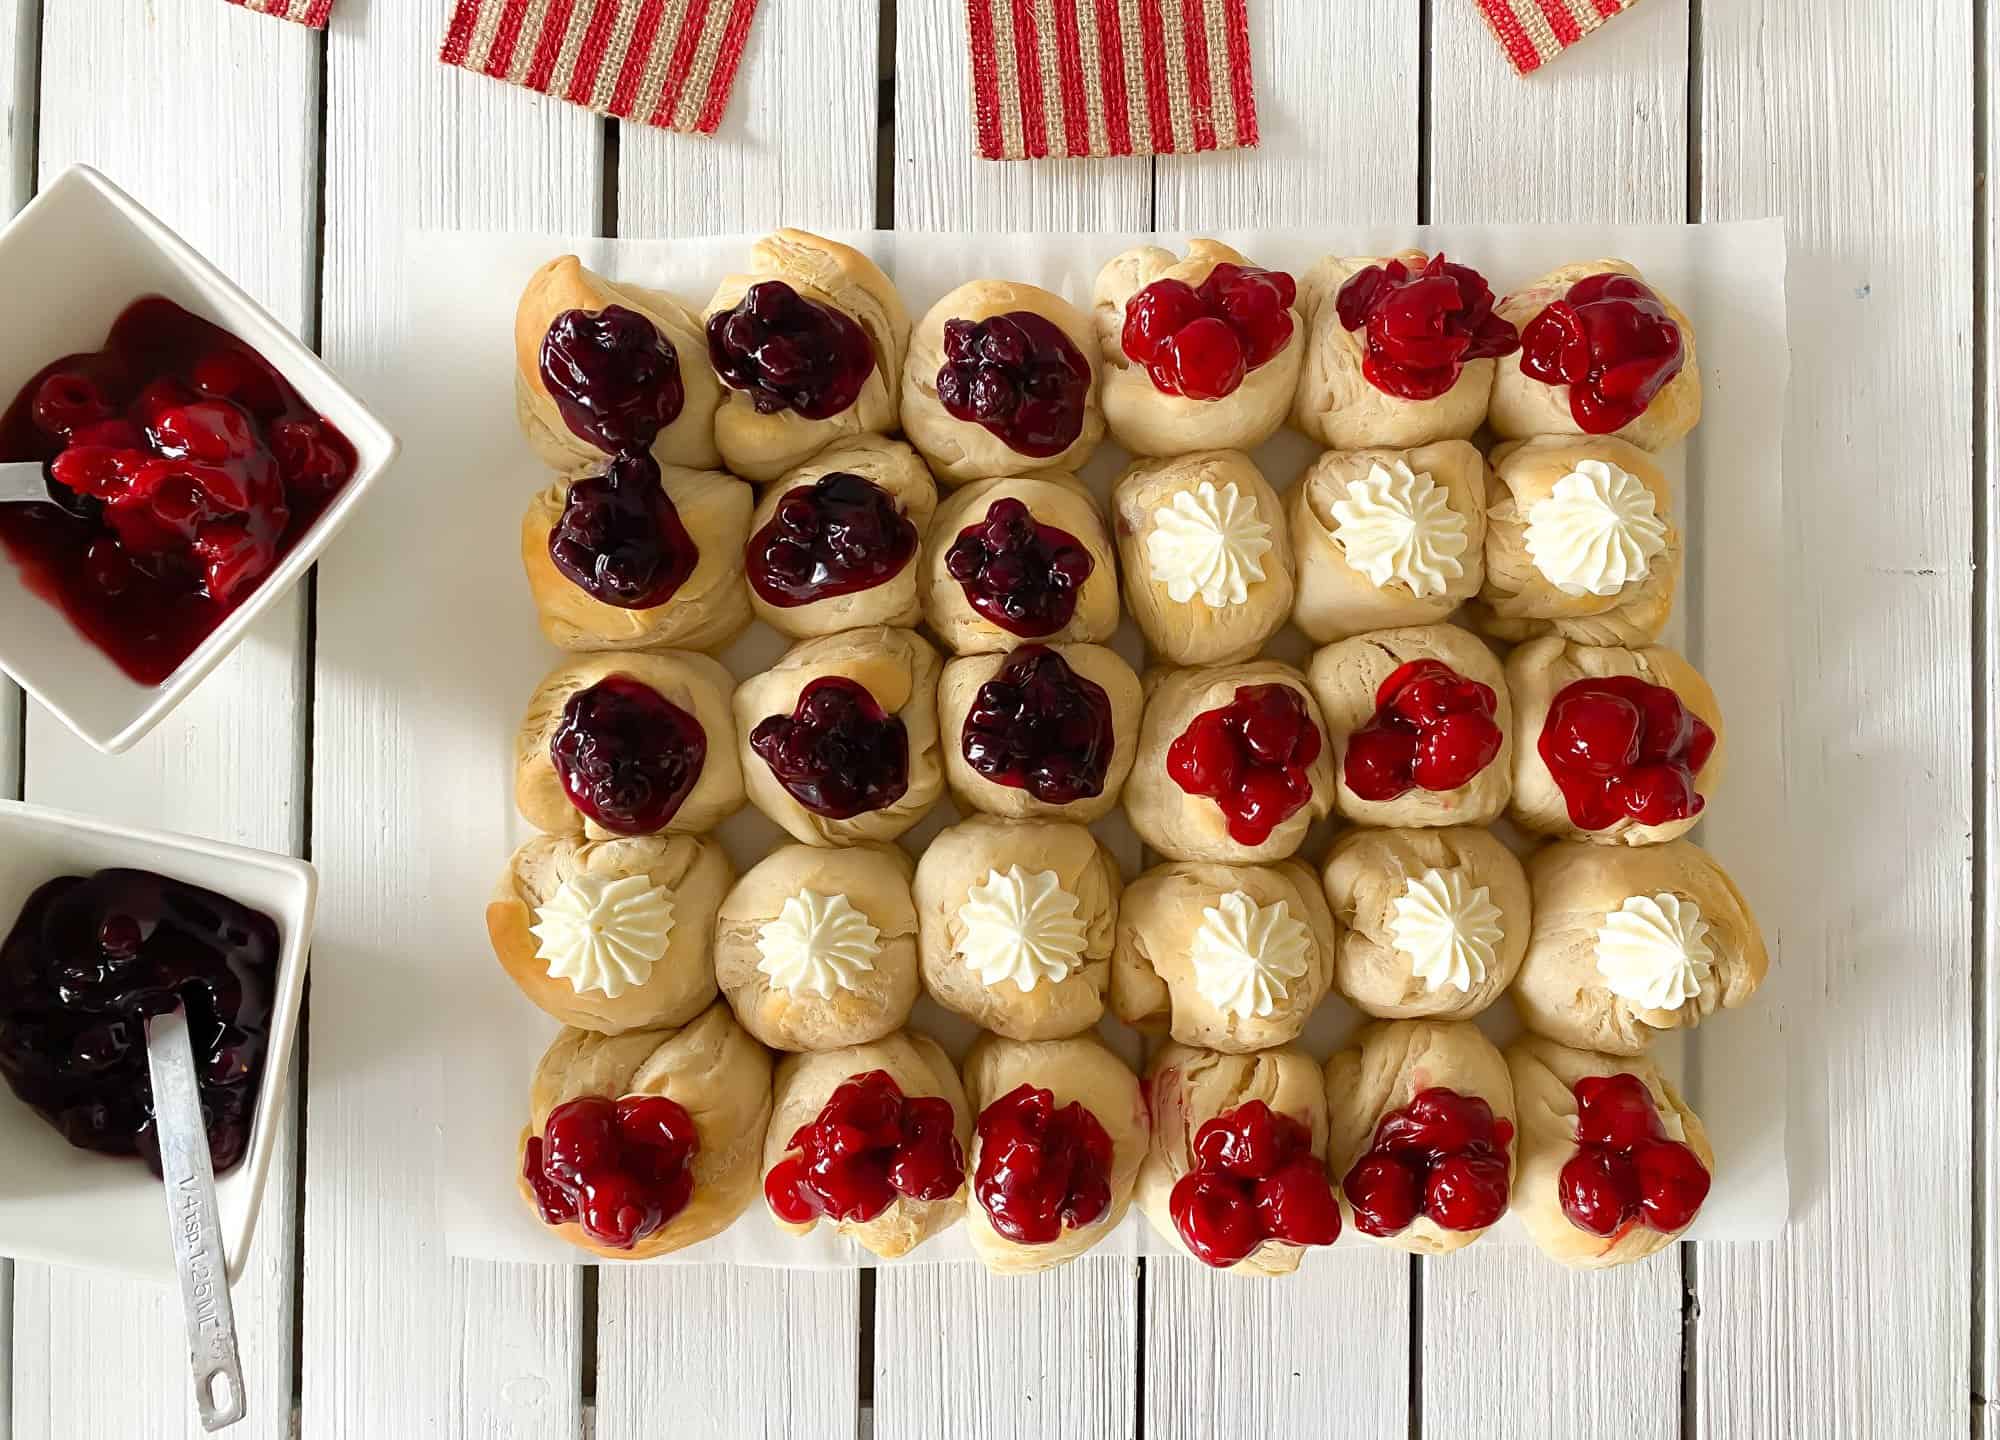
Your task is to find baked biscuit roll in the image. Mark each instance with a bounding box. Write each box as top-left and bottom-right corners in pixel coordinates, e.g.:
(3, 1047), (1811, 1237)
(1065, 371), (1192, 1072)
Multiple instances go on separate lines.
(761, 1030), (970, 1259)
(1325, 1019), (1516, 1255)
(1506, 637), (1725, 846)
(1291, 251), (1519, 450)
(1092, 240), (1304, 456)
(704, 229), (910, 481)
(743, 436), (938, 639)
(1124, 661), (1334, 864)
(1469, 435), (1680, 646)
(936, 642), (1143, 824)
(1308, 623), (1513, 829)
(514, 254), (723, 473)
(1136, 1044), (1342, 1275)
(490, 832), (732, 1033)
(1507, 1037), (1715, 1268)
(1287, 441), (1487, 644)
(714, 843), (921, 1052)
(962, 1033), (1149, 1274)
(912, 815), (1122, 1041)
(515, 651), (744, 839)
(517, 1003), (773, 1260)
(522, 454), (753, 654)
(902, 280), (1105, 483)
(1487, 259), (1702, 452)
(1111, 859), (1336, 1053)
(922, 473), (1120, 656)
(1511, 838), (1767, 1054)
(1112, 450), (1295, 667)
(1321, 825), (1530, 1021)
(733, 627), (944, 847)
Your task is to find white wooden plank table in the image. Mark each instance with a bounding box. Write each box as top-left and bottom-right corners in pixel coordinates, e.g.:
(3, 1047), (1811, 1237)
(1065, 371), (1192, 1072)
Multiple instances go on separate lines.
(0, 1), (1983, 1437)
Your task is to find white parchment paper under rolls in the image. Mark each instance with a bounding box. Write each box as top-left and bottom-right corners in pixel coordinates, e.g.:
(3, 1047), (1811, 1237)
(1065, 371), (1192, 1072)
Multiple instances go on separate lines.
(387, 223), (1789, 1269)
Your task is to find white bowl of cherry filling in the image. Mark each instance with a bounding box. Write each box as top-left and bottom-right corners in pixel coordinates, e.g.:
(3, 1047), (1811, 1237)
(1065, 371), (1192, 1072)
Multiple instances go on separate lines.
(0, 164), (399, 755)
(0, 799), (315, 1283)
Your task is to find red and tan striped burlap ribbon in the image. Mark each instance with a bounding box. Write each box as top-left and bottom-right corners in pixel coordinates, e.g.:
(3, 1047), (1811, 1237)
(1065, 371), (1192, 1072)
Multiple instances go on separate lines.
(965, 0), (1257, 160)
(224, 0), (332, 27)
(440, 0), (762, 132)
(1476, 0), (1639, 75)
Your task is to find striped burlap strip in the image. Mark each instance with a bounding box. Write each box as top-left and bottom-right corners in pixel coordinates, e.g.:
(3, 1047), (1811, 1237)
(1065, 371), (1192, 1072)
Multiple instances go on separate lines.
(225, 0), (334, 27)
(966, 0), (1258, 161)
(439, 0), (761, 132)
(1475, 0), (1639, 75)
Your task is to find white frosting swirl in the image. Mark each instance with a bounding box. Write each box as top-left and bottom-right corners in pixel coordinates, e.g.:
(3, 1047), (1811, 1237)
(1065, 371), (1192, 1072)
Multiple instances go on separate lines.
(958, 866), (1090, 992)
(531, 872), (675, 999)
(1386, 868), (1502, 994)
(1523, 458), (1667, 597)
(1596, 892), (1714, 1011)
(1329, 460), (1469, 598)
(1145, 479), (1273, 607)
(756, 889), (881, 999)
(1190, 891), (1312, 1019)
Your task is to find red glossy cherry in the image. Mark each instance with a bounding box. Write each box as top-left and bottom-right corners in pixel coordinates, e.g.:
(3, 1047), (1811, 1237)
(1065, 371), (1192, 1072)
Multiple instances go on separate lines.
(1251, 1157), (1343, 1246)
(1544, 693), (1643, 775)
(528, 1094), (701, 1250)
(1122, 280), (1206, 365)
(1191, 1100), (1306, 1178)
(1423, 1151), (1512, 1232)
(1573, 1072), (1663, 1150)
(1170, 1169), (1264, 1268)
(1558, 1145), (1639, 1237)
(1123, 263), (1296, 400)
(1334, 254), (1519, 401)
(1165, 317), (1249, 401)
(1166, 684), (1323, 846)
(1632, 1136), (1711, 1233)
(1342, 1152), (1423, 1237)
(768, 1071), (965, 1228)
(1518, 273), (1686, 434)
(973, 1084), (1116, 1245)
(1343, 659), (1502, 802)
(1538, 675), (1712, 831)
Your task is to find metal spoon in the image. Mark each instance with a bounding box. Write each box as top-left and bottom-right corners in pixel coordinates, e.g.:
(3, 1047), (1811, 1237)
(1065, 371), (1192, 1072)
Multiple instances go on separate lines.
(0, 460), (50, 504)
(145, 1005), (247, 1432)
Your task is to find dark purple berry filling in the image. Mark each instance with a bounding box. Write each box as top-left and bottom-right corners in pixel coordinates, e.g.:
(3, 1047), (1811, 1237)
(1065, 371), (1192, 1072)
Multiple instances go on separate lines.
(548, 452), (698, 610)
(745, 471), (918, 608)
(943, 497), (1094, 638)
(934, 311), (1091, 457)
(551, 675), (707, 835)
(539, 305), (687, 453)
(0, 868), (278, 1175)
(706, 281), (875, 420)
(748, 676), (909, 819)
(962, 645), (1115, 804)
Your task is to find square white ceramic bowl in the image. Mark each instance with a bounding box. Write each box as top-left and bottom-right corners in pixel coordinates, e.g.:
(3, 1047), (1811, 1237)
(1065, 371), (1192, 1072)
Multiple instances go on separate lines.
(0, 164), (400, 754)
(0, 800), (314, 1283)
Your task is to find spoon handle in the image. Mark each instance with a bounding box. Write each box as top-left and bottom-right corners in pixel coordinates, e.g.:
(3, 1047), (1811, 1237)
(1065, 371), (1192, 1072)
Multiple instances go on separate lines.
(146, 1006), (247, 1432)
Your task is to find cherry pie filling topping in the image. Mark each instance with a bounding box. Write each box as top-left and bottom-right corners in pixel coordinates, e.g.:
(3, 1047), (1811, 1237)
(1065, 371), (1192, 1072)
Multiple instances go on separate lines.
(1538, 674), (1715, 831)
(943, 497), (1094, 638)
(523, 1094), (700, 1251)
(0, 297), (357, 684)
(1166, 684), (1324, 846)
(748, 675), (909, 819)
(934, 311), (1092, 457)
(764, 1069), (965, 1225)
(744, 470), (918, 608)
(706, 280), (876, 420)
(1168, 1100), (1340, 1268)
(548, 452), (699, 610)
(961, 644), (1115, 805)
(1557, 1072), (1711, 1238)
(0, 867), (277, 1176)
(973, 1083), (1115, 1245)
(1341, 1086), (1514, 1236)
(550, 675), (707, 835)
(1518, 273), (1686, 434)
(1334, 254), (1520, 401)
(538, 304), (687, 453)
(1120, 262), (1298, 401)
(1343, 659), (1504, 802)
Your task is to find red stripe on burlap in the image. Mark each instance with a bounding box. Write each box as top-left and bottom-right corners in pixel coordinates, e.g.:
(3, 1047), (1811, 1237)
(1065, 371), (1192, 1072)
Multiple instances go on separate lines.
(968, 0), (1007, 158)
(607, 0), (667, 118)
(563, 0), (615, 103)
(482, 0), (531, 76)
(440, 0), (481, 59)
(694, 0), (760, 133)
(522, 0), (578, 89)
(1532, 0), (1582, 45)
(1179, 0), (1215, 150)
(1220, 0), (1255, 145)
(647, 0), (709, 125)
(1136, 0), (1173, 155)
(1475, 0), (1549, 73)
(1093, 0), (1134, 156)
(1010, 0), (1051, 158)
(1050, 0), (1091, 158)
